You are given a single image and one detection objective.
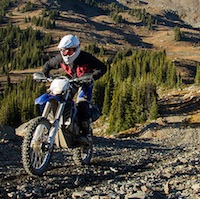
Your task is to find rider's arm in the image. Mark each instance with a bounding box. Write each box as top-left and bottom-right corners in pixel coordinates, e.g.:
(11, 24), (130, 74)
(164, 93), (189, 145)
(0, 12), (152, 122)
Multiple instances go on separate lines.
(42, 53), (63, 76)
(90, 55), (107, 80)
(76, 51), (107, 80)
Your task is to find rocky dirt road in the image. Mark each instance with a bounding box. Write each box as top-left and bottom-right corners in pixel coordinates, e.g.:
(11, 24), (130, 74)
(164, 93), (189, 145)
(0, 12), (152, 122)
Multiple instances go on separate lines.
(0, 86), (199, 199)
(0, 122), (199, 199)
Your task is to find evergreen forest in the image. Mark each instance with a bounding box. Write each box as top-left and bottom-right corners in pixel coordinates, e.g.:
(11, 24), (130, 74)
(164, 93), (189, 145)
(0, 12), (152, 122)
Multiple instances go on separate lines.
(0, 76), (46, 127)
(0, 21), (178, 132)
(0, 22), (198, 133)
(93, 49), (177, 134)
(0, 22), (52, 73)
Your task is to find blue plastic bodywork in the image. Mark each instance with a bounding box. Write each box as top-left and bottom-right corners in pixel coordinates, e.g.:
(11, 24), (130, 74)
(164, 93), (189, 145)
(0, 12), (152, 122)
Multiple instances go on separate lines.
(35, 93), (60, 105)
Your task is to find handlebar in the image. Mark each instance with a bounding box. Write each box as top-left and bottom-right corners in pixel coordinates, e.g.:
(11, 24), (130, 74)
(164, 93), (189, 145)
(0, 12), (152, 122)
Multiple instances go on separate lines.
(33, 72), (94, 84)
(71, 73), (94, 84)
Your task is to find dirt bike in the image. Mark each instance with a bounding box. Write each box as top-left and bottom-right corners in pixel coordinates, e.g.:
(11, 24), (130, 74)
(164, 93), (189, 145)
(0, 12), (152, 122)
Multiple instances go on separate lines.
(22, 72), (100, 176)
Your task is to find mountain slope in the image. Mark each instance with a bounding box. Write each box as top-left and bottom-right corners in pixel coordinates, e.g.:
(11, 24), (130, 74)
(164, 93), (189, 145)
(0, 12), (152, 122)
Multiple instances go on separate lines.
(6, 0), (199, 63)
(143, 0), (200, 27)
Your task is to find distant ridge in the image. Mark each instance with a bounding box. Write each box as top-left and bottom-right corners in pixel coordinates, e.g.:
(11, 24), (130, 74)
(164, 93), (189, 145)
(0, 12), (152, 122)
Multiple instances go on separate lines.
(142, 0), (200, 27)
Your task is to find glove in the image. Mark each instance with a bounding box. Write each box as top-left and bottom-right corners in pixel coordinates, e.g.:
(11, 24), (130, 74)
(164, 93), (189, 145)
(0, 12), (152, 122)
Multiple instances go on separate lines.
(33, 72), (46, 82)
(77, 73), (94, 85)
(93, 70), (100, 76)
(92, 70), (101, 80)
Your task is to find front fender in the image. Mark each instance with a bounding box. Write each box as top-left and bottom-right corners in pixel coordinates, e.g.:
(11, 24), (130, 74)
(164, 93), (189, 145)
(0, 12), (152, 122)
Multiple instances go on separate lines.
(35, 93), (60, 105)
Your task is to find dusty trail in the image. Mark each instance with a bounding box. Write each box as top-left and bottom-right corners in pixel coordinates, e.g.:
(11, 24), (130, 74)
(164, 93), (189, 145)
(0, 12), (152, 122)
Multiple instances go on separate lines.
(0, 125), (199, 199)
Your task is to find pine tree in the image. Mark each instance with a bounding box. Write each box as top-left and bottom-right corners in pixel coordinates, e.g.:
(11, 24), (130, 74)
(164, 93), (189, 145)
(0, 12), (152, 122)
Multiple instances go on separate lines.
(174, 26), (182, 41)
(92, 78), (105, 110)
(102, 77), (114, 115)
(108, 88), (121, 133)
(149, 97), (159, 120)
(166, 63), (177, 88)
(195, 64), (200, 85)
(176, 73), (183, 89)
(123, 77), (134, 129)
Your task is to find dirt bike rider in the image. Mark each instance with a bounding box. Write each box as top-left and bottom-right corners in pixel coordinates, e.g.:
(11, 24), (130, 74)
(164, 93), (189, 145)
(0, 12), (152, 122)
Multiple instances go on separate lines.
(42, 34), (107, 141)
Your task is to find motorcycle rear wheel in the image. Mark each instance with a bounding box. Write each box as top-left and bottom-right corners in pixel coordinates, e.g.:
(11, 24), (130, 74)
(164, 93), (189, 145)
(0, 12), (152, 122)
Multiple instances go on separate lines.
(73, 145), (93, 166)
(22, 117), (52, 176)
(73, 132), (93, 166)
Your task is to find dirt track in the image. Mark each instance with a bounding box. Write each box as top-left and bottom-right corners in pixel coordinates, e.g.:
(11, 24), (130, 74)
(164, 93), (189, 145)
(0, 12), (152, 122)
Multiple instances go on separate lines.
(0, 123), (199, 199)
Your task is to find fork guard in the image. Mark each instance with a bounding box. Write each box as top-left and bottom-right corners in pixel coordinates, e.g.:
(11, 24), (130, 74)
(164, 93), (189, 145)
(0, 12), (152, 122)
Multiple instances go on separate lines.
(35, 93), (60, 105)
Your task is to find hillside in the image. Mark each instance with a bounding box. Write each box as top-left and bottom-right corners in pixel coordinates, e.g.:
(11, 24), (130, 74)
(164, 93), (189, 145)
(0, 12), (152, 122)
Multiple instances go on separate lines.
(0, 0), (198, 78)
(4, 0), (200, 62)
(0, 0), (199, 132)
(142, 0), (200, 28)
(0, 1), (200, 198)
(0, 0), (199, 90)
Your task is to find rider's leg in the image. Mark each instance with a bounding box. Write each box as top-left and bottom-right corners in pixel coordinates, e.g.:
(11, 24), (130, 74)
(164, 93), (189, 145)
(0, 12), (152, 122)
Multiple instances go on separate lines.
(77, 101), (91, 136)
(76, 84), (93, 137)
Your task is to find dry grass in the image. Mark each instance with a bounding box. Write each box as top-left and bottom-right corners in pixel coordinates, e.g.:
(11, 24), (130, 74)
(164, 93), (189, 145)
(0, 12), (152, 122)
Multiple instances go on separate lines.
(4, 1), (200, 62)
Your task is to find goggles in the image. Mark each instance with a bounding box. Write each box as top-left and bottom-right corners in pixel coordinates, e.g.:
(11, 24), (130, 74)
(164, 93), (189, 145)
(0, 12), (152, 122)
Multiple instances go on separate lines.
(60, 48), (76, 56)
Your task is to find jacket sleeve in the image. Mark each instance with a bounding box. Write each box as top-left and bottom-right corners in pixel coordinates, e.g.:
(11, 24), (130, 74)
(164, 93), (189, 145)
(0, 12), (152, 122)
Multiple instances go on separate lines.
(42, 53), (62, 76)
(87, 53), (107, 80)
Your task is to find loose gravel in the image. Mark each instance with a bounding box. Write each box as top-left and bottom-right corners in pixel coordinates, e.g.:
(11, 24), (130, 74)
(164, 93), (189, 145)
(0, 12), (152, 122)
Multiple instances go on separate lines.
(0, 123), (199, 199)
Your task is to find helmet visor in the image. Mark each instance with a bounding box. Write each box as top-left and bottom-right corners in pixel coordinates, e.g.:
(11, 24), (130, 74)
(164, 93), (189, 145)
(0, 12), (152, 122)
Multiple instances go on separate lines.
(60, 48), (76, 56)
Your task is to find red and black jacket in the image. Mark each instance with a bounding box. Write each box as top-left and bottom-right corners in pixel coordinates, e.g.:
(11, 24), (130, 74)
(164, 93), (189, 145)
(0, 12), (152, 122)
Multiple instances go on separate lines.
(42, 51), (107, 80)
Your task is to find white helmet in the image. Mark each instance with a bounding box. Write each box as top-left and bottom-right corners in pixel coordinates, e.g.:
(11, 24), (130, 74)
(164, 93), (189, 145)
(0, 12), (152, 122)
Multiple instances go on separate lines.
(58, 34), (81, 65)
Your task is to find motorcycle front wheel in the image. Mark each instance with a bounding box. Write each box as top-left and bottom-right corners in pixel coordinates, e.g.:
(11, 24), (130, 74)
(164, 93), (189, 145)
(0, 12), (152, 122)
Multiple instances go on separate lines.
(22, 117), (52, 176)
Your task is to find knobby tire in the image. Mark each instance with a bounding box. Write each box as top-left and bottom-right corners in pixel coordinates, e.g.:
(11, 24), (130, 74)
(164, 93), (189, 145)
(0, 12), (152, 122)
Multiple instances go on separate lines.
(22, 117), (52, 176)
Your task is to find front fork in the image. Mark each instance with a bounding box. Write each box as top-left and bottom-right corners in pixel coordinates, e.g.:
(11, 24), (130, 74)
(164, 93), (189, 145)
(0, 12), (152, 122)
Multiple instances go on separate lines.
(32, 101), (66, 149)
(47, 101), (66, 147)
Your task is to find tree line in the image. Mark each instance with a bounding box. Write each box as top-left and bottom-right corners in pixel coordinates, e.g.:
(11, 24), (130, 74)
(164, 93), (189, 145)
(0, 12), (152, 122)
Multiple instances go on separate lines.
(0, 47), (170, 130)
(0, 76), (46, 127)
(93, 49), (177, 133)
(0, 1), (199, 133)
(24, 9), (60, 29)
(128, 8), (157, 30)
(0, 22), (52, 74)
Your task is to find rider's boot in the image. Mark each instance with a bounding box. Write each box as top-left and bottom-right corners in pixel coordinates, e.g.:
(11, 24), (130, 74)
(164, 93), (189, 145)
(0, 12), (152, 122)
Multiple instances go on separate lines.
(79, 120), (92, 145)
